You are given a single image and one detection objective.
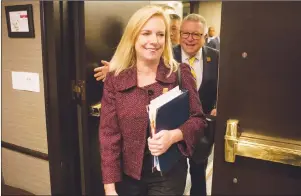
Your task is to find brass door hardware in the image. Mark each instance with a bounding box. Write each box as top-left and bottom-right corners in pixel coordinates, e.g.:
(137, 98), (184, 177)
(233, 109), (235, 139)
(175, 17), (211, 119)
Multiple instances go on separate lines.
(225, 119), (301, 167)
(89, 102), (101, 117)
(72, 80), (86, 101)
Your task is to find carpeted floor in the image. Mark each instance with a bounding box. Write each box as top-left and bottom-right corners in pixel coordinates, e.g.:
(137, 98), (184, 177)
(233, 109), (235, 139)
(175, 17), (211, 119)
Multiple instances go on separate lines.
(1, 184), (34, 195)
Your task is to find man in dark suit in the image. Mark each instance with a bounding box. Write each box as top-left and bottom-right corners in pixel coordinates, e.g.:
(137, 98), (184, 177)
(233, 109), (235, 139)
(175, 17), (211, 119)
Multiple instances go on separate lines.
(206, 26), (220, 51)
(175, 14), (219, 196)
(169, 13), (181, 46)
(207, 36), (220, 51)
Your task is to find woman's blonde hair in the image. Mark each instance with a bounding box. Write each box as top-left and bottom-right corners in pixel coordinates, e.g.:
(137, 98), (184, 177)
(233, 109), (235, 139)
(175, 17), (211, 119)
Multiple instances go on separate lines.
(109, 5), (178, 76)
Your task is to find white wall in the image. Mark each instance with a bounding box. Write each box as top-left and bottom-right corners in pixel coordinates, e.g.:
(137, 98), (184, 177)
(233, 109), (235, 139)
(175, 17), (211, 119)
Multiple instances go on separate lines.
(198, 2), (222, 35)
(2, 0), (50, 194)
(150, 1), (183, 18)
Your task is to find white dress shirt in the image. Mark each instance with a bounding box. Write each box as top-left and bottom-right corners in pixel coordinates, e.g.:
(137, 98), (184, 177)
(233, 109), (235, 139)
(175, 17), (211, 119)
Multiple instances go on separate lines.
(181, 48), (203, 90)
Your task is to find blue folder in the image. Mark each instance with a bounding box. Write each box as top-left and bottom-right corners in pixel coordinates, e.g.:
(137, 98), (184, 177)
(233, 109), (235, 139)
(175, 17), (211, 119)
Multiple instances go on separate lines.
(154, 89), (190, 173)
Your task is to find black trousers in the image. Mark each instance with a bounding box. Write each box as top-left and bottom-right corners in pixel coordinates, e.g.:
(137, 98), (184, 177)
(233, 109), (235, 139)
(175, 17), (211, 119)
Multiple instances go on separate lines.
(189, 158), (208, 196)
(116, 154), (187, 196)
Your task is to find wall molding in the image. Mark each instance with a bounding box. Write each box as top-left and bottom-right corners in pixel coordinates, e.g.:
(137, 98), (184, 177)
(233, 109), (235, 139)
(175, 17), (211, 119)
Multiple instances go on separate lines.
(2, 141), (48, 161)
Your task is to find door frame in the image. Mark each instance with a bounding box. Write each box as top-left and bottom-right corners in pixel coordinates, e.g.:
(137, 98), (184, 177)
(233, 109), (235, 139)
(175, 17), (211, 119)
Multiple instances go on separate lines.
(40, 1), (82, 195)
(70, 1), (95, 194)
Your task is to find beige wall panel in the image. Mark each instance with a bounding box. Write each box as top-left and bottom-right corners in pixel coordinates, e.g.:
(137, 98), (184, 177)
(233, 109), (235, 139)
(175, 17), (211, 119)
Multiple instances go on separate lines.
(2, 1), (48, 153)
(198, 2), (222, 35)
(2, 148), (51, 195)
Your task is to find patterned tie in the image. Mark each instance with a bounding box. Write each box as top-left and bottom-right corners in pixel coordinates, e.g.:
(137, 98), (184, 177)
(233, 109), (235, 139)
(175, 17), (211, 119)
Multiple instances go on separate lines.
(189, 57), (197, 86)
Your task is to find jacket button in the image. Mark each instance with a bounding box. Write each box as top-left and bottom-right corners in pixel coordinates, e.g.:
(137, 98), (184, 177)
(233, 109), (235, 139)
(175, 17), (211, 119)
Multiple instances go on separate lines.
(147, 89), (154, 96)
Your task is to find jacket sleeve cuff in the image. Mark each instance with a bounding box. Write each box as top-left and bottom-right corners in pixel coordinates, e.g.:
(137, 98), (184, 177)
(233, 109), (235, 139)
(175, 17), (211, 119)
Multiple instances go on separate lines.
(102, 168), (122, 184)
(177, 121), (204, 157)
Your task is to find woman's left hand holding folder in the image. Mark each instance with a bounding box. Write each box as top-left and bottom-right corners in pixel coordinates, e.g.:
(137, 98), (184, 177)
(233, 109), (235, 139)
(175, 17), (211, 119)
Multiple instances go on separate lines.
(148, 129), (183, 156)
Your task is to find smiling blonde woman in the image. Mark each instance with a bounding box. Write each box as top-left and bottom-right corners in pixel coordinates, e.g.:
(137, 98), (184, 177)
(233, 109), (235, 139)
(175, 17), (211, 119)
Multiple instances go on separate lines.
(99, 5), (205, 196)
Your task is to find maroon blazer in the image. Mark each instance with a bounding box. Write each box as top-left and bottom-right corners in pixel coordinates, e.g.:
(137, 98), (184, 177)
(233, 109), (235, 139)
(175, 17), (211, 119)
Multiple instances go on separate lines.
(99, 61), (206, 184)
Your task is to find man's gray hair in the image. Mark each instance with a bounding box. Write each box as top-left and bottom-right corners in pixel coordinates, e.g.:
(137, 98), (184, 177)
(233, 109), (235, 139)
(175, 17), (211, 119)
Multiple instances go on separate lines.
(183, 14), (207, 32)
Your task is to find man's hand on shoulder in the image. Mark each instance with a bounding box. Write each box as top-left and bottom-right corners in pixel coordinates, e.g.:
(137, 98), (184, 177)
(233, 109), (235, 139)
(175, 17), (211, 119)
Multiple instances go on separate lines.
(94, 60), (110, 81)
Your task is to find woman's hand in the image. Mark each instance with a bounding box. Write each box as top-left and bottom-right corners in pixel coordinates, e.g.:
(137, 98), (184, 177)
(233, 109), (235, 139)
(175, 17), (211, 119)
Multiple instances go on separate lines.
(210, 108), (217, 116)
(105, 190), (118, 196)
(104, 183), (118, 196)
(148, 130), (173, 156)
(148, 129), (183, 156)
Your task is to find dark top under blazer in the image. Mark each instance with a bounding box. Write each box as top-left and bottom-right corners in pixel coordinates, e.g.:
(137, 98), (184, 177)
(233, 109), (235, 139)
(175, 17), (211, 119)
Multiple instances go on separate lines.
(173, 45), (219, 114)
(99, 61), (206, 184)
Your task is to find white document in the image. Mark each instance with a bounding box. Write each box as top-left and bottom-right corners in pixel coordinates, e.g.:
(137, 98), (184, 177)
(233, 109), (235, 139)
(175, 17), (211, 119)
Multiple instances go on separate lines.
(12, 71), (40, 92)
(147, 85), (183, 171)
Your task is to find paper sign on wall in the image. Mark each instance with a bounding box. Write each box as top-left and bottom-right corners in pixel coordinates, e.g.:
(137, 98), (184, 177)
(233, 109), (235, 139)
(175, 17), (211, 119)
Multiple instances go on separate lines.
(11, 71), (40, 92)
(9, 11), (30, 32)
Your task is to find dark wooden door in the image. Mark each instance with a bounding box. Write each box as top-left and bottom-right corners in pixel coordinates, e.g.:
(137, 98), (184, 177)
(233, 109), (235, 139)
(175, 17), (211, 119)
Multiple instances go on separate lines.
(212, 2), (301, 195)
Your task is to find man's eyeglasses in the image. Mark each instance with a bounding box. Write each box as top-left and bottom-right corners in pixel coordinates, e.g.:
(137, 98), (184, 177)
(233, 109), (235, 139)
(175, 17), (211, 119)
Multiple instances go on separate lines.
(180, 31), (203, 40)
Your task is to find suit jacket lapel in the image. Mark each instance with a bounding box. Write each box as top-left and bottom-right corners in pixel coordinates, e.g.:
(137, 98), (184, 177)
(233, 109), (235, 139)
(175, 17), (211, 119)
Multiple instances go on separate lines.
(201, 46), (209, 89)
(173, 45), (182, 63)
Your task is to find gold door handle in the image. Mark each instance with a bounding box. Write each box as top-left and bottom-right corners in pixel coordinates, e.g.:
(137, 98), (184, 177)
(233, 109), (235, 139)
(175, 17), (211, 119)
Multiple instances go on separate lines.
(225, 119), (301, 167)
(89, 103), (101, 117)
